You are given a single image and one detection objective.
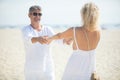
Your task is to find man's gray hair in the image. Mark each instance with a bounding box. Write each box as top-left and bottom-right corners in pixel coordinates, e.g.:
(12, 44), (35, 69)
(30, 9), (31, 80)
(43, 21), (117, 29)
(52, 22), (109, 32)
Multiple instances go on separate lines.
(29, 5), (41, 13)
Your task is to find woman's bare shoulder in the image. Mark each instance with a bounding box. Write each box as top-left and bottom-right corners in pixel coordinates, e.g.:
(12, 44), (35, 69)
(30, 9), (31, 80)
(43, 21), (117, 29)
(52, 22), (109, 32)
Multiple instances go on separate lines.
(94, 29), (101, 34)
(67, 26), (83, 32)
(75, 26), (83, 32)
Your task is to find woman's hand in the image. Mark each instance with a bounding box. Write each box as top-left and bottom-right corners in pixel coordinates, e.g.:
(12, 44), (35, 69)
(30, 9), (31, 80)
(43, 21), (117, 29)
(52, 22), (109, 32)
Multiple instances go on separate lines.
(45, 37), (53, 44)
(63, 38), (73, 45)
(37, 36), (48, 44)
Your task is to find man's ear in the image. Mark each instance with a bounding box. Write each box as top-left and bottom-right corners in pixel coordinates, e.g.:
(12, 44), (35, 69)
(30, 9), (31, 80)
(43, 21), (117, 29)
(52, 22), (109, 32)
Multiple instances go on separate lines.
(28, 13), (30, 18)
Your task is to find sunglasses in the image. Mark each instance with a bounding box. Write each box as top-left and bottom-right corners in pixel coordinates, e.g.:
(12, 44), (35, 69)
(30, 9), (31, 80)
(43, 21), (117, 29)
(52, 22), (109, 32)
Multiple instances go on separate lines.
(32, 12), (42, 16)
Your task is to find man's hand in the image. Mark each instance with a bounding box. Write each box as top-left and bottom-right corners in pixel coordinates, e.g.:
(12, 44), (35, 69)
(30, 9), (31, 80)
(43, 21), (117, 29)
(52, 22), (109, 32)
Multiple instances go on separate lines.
(37, 36), (48, 44)
(31, 36), (54, 44)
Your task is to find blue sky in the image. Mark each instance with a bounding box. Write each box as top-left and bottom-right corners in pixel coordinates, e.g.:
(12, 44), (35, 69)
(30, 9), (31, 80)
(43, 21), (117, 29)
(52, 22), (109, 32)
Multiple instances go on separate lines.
(0, 0), (120, 26)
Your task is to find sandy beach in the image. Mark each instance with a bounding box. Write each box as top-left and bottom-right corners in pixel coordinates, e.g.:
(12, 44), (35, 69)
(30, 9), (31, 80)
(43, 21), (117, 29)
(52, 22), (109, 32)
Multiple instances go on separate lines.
(0, 28), (120, 80)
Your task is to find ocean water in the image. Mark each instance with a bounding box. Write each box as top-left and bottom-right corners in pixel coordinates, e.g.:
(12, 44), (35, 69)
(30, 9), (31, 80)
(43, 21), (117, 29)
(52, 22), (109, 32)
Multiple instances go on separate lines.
(0, 24), (120, 30)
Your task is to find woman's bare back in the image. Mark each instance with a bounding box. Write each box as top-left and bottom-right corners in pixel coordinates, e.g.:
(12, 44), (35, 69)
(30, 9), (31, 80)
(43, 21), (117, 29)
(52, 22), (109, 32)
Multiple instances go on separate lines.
(73, 27), (100, 51)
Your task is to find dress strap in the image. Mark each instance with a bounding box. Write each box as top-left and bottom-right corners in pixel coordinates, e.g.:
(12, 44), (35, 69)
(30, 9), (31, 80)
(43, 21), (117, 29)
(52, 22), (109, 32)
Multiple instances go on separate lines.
(73, 27), (79, 50)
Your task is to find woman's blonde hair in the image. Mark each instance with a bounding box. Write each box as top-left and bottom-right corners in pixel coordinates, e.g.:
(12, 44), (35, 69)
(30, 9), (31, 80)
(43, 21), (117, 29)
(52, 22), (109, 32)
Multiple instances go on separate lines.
(81, 2), (99, 31)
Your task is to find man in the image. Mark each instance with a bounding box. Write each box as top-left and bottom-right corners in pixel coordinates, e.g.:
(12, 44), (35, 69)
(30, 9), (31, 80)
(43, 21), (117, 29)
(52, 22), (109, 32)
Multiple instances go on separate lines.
(22, 5), (56, 80)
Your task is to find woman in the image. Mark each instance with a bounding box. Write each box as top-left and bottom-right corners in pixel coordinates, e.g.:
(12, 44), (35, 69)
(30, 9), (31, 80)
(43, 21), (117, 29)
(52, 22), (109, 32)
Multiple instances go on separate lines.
(48, 2), (100, 80)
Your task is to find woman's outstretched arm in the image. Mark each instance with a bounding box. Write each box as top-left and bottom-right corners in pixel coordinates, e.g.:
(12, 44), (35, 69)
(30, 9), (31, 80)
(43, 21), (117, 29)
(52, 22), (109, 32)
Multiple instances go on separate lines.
(48, 27), (73, 42)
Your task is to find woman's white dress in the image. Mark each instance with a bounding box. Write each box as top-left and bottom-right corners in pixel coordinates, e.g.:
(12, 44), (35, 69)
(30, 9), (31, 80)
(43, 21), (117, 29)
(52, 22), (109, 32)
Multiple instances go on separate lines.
(62, 27), (96, 80)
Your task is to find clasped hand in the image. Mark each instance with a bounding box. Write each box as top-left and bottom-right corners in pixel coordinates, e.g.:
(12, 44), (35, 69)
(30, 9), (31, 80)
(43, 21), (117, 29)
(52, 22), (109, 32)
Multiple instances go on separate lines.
(37, 36), (52, 44)
(38, 36), (73, 45)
